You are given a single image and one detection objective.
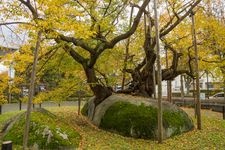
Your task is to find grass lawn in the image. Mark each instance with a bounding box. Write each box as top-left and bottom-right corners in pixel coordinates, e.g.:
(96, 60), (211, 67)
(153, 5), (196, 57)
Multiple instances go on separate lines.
(0, 106), (224, 149)
(47, 106), (225, 150)
(0, 111), (24, 130)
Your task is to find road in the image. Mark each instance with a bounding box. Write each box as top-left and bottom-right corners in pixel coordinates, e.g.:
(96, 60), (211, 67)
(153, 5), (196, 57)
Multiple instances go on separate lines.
(0, 101), (82, 114)
(1, 97), (225, 114)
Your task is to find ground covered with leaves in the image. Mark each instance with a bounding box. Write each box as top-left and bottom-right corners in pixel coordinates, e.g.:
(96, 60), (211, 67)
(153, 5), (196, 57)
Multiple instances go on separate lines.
(0, 106), (225, 149)
(48, 106), (225, 150)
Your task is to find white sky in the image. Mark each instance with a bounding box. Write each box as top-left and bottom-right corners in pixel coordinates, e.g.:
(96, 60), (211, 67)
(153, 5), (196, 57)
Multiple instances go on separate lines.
(0, 25), (26, 48)
(0, 62), (8, 73)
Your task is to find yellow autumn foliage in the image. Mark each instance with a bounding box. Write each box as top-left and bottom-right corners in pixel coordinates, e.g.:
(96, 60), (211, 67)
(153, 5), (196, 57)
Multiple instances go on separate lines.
(0, 73), (9, 104)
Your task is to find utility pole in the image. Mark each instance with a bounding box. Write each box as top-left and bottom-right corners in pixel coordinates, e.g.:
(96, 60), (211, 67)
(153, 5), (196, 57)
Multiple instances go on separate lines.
(190, 11), (201, 130)
(180, 75), (184, 104)
(121, 6), (134, 90)
(206, 70), (209, 99)
(154, 0), (163, 143)
(223, 85), (225, 120)
(8, 62), (12, 103)
(23, 31), (42, 149)
(165, 47), (172, 103)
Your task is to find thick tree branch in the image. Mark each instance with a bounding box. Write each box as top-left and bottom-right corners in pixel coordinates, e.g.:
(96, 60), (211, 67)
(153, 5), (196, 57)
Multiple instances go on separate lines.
(162, 41), (194, 80)
(18, 0), (38, 19)
(65, 45), (87, 65)
(162, 69), (194, 80)
(94, 68), (109, 86)
(160, 0), (202, 37)
(55, 40), (87, 65)
(37, 48), (58, 73)
(57, 34), (95, 54)
(105, 0), (150, 49)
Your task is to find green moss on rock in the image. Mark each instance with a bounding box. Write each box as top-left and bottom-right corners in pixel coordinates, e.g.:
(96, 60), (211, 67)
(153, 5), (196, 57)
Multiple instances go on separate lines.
(100, 101), (193, 139)
(163, 110), (193, 136)
(3, 110), (80, 149)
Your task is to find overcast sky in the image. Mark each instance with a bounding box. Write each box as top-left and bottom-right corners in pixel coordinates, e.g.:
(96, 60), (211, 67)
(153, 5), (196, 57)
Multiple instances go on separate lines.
(0, 25), (27, 48)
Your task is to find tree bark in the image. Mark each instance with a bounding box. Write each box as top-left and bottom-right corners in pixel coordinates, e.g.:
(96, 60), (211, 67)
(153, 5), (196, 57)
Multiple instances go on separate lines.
(83, 66), (112, 106)
(118, 27), (156, 97)
(119, 34), (193, 97)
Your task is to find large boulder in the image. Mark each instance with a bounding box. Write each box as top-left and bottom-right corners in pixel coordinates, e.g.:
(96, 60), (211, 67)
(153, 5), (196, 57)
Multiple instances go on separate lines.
(82, 94), (194, 139)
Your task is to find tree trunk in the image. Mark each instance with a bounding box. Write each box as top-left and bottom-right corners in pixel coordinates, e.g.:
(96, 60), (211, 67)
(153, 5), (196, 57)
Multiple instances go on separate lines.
(119, 40), (156, 97)
(23, 31), (42, 149)
(118, 36), (193, 97)
(84, 66), (112, 106)
(184, 76), (192, 96)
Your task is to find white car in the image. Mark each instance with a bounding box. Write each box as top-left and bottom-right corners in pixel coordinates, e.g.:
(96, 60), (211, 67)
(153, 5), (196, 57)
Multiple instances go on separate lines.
(209, 92), (224, 100)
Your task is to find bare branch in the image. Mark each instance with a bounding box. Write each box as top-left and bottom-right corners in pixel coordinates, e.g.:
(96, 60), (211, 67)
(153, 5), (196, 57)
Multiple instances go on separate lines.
(0, 22), (31, 26)
(103, 0), (112, 17)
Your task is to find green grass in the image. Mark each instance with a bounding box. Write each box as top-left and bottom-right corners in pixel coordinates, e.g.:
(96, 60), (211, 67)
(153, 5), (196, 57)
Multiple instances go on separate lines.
(0, 111), (23, 129)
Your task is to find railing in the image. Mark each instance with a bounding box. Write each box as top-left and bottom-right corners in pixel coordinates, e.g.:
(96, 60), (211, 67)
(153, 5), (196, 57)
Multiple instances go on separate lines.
(171, 97), (225, 119)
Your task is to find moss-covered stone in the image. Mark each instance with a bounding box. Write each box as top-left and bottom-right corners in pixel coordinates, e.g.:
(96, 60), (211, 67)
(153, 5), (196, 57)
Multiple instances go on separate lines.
(3, 109), (80, 149)
(100, 102), (158, 139)
(163, 110), (194, 137)
(98, 99), (194, 139)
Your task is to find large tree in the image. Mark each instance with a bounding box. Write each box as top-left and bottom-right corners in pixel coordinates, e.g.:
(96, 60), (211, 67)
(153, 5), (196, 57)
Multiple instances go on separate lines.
(1, 0), (202, 106)
(119, 0), (201, 97)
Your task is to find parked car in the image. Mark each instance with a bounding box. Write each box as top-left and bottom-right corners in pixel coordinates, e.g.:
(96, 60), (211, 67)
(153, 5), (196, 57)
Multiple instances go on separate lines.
(115, 85), (122, 92)
(209, 92), (224, 100)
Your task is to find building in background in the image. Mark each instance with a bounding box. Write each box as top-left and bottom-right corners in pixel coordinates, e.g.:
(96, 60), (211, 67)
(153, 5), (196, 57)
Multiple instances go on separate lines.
(162, 73), (223, 97)
(0, 46), (17, 77)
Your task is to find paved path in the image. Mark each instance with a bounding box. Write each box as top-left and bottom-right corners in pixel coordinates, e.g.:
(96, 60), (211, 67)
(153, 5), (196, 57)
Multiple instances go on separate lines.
(1, 101), (83, 114)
